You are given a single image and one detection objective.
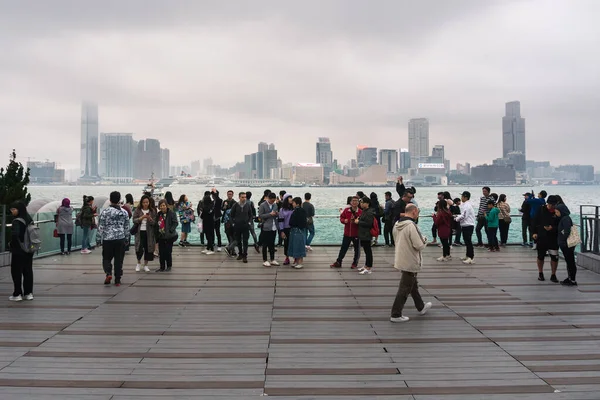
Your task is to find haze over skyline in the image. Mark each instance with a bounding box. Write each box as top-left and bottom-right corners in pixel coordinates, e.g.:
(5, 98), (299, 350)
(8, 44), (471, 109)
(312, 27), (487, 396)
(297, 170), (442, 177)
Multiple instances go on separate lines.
(1, 0), (599, 170)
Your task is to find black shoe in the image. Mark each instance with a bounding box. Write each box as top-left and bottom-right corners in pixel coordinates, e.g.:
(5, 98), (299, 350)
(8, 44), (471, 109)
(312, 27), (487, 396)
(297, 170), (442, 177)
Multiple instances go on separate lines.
(538, 272), (545, 281)
(155, 268), (165, 273)
(178, 241), (185, 247)
(236, 255), (243, 261)
(243, 257), (248, 263)
(254, 244), (260, 253)
(453, 242), (462, 247)
(571, 280), (578, 286)
(560, 278), (573, 286)
(550, 274), (559, 283)
(165, 267), (172, 272)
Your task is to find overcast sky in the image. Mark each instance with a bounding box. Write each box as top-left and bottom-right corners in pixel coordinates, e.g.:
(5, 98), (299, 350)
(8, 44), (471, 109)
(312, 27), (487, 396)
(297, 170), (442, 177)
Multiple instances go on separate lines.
(1, 0), (599, 171)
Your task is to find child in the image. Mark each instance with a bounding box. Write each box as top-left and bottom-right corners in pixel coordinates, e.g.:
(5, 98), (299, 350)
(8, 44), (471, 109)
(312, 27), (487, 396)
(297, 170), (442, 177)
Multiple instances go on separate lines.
(485, 200), (500, 252)
(433, 200), (453, 261)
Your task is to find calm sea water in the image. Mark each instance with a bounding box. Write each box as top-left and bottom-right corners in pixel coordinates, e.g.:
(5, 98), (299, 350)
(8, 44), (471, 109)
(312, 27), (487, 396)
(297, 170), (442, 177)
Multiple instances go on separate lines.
(28, 184), (600, 246)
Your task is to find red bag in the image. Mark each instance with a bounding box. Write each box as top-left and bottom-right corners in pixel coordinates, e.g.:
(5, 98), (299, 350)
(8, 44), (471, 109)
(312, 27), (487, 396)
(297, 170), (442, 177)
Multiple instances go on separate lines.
(370, 218), (379, 237)
(53, 229), (59, 238)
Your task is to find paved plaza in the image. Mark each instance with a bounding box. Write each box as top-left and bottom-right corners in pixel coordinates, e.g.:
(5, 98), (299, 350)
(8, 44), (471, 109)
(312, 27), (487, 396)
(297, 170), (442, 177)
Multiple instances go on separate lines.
(1, 244), (600, 399)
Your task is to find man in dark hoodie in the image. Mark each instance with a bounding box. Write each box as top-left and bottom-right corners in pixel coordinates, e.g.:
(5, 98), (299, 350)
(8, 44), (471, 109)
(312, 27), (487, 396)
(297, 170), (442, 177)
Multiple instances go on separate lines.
(528, 190), (547, 250)
(211, 189), (223, 251)
(520, 192), (533, 246)
(229, 192), (253, 263)
(556, 204), (577, 286)
(533, 195), (560, 282)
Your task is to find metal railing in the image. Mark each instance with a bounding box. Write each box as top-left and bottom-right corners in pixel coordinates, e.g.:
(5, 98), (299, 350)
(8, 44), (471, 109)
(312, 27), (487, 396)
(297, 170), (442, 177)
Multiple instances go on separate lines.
(580, 205), (599, 255)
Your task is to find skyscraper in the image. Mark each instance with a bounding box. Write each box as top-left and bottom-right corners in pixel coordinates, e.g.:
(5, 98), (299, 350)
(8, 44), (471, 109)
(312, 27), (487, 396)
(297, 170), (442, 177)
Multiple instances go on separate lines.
(99, 133), (135, 183)
(378, 149), (398, 173)
(408, 118), (429, 169)
(80, 101), (99, 178)
(502, 101), (526, 159)
(431, 145), (445, 161)
(399, 149), (410, 172)
(258, 142), (269, 152)
(134, 139), (162, 179)
(316, 138), (333, 184)
(356, 146), (377, 168)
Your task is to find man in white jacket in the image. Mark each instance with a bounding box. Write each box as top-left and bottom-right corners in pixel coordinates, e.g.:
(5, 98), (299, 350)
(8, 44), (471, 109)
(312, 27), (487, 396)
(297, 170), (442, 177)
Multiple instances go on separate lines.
(390, 204), (432, 323)
(454, 191), (476, 265)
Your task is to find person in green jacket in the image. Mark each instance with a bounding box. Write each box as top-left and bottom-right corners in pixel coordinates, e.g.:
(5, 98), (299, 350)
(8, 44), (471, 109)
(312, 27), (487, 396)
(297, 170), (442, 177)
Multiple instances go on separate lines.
(485, 200), (500, 252)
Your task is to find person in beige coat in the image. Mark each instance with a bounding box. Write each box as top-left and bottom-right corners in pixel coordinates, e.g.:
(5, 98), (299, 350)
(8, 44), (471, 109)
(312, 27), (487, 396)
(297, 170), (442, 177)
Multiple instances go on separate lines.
(390, 204), (432, 323)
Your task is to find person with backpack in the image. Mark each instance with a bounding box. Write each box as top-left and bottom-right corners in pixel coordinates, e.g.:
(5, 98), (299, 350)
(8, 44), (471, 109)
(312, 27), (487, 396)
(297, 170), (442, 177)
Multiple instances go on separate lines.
(79, 195), (95, 254)
(357, 197), (376, 275)
(8, 201), (36, 301)
(55, 198), (74, 255)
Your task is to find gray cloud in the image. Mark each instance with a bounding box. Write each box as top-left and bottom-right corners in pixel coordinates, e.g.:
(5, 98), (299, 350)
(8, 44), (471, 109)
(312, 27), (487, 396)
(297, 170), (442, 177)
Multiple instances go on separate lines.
(1, 0), (599, 171)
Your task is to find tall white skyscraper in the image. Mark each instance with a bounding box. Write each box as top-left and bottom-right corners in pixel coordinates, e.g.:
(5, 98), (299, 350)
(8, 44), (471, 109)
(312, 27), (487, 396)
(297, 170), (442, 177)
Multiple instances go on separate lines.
(502, 101), (526, 159)
(99, 133), (134, 183)
(408, 118), (429, 168)
(80, 101), (99, 178)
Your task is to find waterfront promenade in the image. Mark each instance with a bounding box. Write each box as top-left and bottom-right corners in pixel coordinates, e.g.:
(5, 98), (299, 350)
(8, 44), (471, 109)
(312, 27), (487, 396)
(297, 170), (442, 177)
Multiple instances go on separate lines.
(1, 245), (600, 399)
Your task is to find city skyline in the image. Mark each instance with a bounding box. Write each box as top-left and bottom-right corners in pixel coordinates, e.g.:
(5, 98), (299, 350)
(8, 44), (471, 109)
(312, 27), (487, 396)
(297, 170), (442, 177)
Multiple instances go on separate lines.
(1, 1), (600, 169)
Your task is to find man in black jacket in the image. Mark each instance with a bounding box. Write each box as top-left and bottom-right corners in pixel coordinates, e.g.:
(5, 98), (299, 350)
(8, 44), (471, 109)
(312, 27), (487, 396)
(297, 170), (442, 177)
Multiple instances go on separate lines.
(211, 189), (223, 251)
(519, 192), (533, 246)
(533, 195), (560, 282)
(228, 192), (253, 263)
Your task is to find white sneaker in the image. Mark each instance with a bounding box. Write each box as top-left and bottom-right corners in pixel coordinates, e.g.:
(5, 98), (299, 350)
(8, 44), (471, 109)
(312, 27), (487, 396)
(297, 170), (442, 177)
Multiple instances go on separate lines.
(419, 302), (432, 315)
(9, 295), (22, 302)
(359, 268), (372, 275)
(135, 264), (141, 272)
(294, 264), (304, 269)
(24, 294), (34, 301)
(445, 256), (452, 261)
(436, 256), (446, 262)
(460, 256), (467, 261)
(205, 251), (215, 255)
(263, 261), (271, 267)
(81, 249), (91, 254)
(270, 260), (280, 266)
(143, 265), (150, 272)
(358, 266), (366, 272)
(201, 250), (208, 254)
(462, 258), (475, 265)
(216, 247), (222, 252)
(390, 315), (410, 323)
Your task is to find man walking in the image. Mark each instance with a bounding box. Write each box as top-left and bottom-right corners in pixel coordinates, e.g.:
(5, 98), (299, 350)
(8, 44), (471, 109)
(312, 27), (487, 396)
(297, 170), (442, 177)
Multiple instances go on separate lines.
(303, 192), (316, 251)
(475, 186), (494, 247)
(98, 191), (130, 286)
(228, 192), (253, 263)
(455, 191), (476, 265)
(330, 196), (362, 269)
(383, 191), (395, 247)
(390, 204), (432, 322)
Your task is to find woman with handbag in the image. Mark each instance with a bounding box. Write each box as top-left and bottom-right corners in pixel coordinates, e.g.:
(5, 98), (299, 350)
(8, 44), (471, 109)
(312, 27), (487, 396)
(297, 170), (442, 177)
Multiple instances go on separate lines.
(497, 194), (511, 246)
(556, 204), (578, 286)
(56, 198), (74, 255)
(132, 195), (156, 272)
(155, 199), (179, 272)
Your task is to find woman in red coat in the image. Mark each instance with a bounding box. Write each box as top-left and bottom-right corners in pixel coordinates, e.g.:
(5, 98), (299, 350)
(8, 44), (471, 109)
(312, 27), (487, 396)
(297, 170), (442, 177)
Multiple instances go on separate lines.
(433, 199), (453, 261)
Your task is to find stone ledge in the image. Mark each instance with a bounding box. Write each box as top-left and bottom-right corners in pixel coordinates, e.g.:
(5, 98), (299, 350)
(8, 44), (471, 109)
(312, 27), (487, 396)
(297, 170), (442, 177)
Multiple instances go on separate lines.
(577, 252), (600, 274)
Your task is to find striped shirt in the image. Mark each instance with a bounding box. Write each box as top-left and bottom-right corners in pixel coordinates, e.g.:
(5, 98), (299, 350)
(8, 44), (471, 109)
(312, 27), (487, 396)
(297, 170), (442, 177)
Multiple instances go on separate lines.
(477, 196), (494, 217)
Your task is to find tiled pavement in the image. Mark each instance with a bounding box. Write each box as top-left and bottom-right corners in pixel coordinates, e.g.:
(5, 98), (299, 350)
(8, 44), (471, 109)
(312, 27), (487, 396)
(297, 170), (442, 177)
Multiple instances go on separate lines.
(1, 244), (600, 399)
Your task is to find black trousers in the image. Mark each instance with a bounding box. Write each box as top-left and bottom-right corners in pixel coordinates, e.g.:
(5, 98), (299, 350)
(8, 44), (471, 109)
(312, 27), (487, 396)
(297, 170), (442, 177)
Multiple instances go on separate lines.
(462, 225), (475, 259)
(453, 224), (462, 244)
(499, 220), (511, 245)
(136, 231), (153, 262)
(203, 218), (215, 251)
(336, 236), (360, 266)
(214, 219), (222, 247)
(475, 216), (487, 245)
(58, 233), (72, 253)
(282, 228), (291, 257)
(384, 221), (394, 246)
(158, 239), (173, 269)
(235, 225), (250, 256)
(487, 227), (499, 249)
(391, 271), (425, 318)
(11, 252), (34, 296)
(441, 237), (451, 257)
(262, 230), (276, 261)
(560, 244), (577, 281)
(431, 224), (438, 240)
(361, 240), (373, 268)
(102, 239), (124, 279)
(522, 218), (532, 243)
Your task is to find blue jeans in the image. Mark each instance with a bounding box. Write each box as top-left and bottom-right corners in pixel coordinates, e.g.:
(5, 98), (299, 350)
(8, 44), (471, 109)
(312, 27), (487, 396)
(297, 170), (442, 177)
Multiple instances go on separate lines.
(82, 226), (91, 250)
(306, 224), (315, 246)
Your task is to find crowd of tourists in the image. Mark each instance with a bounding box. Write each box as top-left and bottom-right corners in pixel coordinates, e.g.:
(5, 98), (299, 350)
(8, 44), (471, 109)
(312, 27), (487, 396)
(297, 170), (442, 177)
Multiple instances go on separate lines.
(6, 180), (581, 326)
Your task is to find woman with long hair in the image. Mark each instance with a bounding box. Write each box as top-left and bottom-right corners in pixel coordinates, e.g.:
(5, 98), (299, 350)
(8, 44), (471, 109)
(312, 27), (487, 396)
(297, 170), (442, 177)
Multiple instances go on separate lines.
(155, 199), (179, 272)
(369, 192), (382, 246)
(288, 197), (307, 269)
(433, 199), (453, 261)
(56, 198), (74, 255)
(278, 194), (294, 265)
(9, 201), (34, 301)
(80, 195), (95, 254)
(132, 195), (157, 272)
(164, 191), (176, 210)
(177, 194), (194, 246)
(200, 191), (216, 255)
(497, 194), (511, 246)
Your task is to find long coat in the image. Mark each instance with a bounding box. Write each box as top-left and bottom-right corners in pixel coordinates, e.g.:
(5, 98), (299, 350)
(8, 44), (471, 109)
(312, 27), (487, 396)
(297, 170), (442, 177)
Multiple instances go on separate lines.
(132, 208), (157, 252)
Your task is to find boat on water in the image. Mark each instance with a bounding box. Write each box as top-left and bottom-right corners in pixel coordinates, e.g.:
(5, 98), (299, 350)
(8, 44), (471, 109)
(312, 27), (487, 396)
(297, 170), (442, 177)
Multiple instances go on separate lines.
(142, 173), (165, 200)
